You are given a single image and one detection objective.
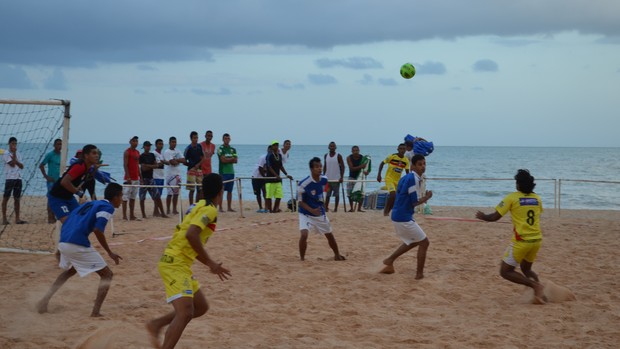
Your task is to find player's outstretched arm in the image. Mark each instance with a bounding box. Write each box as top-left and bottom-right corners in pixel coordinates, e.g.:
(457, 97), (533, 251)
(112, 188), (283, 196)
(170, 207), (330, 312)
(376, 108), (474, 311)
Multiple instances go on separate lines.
(475, 210), (502, 222)
(186, 225), (231, 281)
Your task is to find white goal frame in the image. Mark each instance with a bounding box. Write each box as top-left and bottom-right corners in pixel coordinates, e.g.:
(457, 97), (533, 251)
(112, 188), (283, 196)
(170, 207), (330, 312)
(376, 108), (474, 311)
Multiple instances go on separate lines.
(0, 99), (71, 254)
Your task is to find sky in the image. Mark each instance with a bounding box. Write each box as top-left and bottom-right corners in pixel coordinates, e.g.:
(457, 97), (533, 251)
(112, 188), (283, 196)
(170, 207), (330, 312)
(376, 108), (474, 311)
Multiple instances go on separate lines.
(1, 0), (619, 147)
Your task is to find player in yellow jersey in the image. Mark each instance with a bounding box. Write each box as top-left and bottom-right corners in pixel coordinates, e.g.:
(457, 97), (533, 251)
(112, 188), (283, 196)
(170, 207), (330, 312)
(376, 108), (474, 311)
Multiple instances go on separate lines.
(376, 143), (409, 216)
(476, 169), (546, 304)
(147, 173), (232, 349)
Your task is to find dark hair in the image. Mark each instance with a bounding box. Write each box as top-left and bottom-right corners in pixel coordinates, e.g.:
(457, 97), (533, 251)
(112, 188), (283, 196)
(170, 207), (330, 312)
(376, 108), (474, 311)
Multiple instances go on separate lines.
(54, 138), (62, 145)
(309, 156), (321, 168)
(190, 131), (198, 138)
(155, 138), (163, 145)
(202, 173), (223, 200)
(515, 169), (536, 194)
(223, 133), (230, 138)
(104, 183), (123, 200)
(205, 130), (213, 136)
(411, 154), (425, 165)
(82, 144), (97, 155)
(169, 136), (176, 142)
(8, 137), (17, 144)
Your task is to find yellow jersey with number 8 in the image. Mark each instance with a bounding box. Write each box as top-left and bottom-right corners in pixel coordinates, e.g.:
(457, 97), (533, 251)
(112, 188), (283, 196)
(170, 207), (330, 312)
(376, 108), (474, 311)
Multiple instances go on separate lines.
(496, 192), (543, 242)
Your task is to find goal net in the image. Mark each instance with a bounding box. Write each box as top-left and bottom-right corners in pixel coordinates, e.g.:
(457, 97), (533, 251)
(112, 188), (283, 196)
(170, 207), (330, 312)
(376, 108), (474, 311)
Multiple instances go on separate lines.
(0, 99), (70, 254)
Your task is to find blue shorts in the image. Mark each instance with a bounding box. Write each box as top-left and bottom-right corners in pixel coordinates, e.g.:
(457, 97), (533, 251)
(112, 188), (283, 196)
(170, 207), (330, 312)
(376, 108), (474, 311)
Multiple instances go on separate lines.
(222, 174), (235, 192)
(46, 181), (55, 193)
(139, 178), (160, 200)
(153, 178), (164, 197)
(47, 194), (79, 220)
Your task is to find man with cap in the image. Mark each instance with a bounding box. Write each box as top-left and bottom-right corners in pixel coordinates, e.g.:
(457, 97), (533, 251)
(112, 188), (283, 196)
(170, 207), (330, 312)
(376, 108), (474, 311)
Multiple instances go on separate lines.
(122, 136), (140, 220)
(265, 140), (293, 213)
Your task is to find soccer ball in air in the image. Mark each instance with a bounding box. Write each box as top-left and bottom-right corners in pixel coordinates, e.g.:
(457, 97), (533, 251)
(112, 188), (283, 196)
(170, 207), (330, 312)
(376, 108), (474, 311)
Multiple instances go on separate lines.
(400, 63), (416, 79)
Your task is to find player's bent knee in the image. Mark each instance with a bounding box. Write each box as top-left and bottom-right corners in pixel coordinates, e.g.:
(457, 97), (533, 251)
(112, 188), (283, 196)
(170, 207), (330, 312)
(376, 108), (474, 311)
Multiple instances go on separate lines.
(420, 238), (430, 248)
(97, 267), (113, 280)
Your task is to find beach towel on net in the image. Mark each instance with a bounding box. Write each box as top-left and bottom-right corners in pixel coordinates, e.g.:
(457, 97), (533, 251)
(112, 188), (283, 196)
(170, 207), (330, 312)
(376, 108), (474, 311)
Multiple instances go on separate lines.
(351, 155), (371, 203)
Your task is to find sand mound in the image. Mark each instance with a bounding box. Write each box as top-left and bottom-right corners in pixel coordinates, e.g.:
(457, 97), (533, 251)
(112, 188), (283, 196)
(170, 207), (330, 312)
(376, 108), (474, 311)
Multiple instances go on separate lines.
(520, 278), (577, 304)
(77, 325), (151, 349)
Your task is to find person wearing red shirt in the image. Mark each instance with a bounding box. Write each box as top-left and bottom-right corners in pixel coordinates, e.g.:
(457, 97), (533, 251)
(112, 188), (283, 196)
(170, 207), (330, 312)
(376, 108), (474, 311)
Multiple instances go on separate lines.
(122, 136), (141, 221)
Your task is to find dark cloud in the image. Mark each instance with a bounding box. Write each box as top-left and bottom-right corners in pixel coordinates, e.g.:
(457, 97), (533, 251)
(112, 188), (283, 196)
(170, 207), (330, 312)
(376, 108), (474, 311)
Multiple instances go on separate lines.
(415, 61), (446, 75)
(358, 74), (374, 85)
(1, 1), (618, 67)
(473, 59), (499, 72)
(308, 74), (337, 85)
(378, 78), (398, 86)
(43, 68), (68, 90)
(315, 57), (383, 69)
(0, 64), (36, 89)
(137, 64), (158, 71)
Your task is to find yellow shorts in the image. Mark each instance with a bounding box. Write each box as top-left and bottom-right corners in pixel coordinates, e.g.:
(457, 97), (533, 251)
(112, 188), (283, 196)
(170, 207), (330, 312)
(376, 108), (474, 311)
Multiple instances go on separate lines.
(186, 173), (203, 192)
(158, 254), (200, 303)
(265, 182), (283, 199)
(385, 180), (398, 192)
(502, 239), (542, 267)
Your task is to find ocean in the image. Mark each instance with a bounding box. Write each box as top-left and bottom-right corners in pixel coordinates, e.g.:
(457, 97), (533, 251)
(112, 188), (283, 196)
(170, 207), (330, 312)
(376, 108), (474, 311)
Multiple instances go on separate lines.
(6, 144), (620, 211)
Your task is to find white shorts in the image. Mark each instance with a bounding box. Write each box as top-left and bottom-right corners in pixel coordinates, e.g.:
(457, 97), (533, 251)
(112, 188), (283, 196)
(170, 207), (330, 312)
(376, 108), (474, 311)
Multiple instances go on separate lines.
(58, 242), (107, 277)
(122, 180), (140, 201)
(166, 175), (181, 196)
(299, 213), (332, 235)
(392, 220), (427, 245)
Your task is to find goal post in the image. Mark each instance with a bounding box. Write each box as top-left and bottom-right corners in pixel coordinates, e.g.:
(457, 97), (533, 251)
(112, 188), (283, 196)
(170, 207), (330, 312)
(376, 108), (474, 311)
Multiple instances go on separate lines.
(0, 99), (71, 254)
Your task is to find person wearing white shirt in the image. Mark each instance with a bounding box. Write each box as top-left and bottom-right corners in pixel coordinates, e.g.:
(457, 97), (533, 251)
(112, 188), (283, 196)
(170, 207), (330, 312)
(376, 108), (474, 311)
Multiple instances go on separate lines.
(163, 136), (185, 215)
(2, 137), (26, 225)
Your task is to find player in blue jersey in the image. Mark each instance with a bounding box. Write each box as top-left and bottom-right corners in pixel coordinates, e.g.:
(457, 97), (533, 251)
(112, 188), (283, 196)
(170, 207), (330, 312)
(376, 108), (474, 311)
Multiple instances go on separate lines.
(297, 157), (346, 261)
(380, 154), (432, 279)
(37, 183), (123, 317)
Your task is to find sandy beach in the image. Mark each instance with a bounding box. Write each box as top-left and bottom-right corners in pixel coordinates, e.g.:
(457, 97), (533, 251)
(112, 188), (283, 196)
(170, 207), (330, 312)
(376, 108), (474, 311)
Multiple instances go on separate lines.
(1, 203), (619, 348)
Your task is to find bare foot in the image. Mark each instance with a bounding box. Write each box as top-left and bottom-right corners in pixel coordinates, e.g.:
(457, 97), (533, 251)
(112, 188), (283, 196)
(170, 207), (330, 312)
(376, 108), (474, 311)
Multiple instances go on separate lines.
(380, 264), (395, 274)
(90, 312), (103, 317)
(415, 272), (424, 280)
(227, 208), (236, 212)
(334, 255), (346, 261)
(36, 299), (48, 314)
(146, 321), (162, 349)
(161, 214), (169, 218)
(532, 282), (547, 304)
(219, 209), (225, 213)
(172, 211), (179, 215)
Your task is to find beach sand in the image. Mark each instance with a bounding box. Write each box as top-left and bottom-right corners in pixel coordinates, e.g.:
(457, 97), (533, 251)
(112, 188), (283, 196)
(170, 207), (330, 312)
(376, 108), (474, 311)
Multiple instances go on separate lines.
(1, 203), (619, 348)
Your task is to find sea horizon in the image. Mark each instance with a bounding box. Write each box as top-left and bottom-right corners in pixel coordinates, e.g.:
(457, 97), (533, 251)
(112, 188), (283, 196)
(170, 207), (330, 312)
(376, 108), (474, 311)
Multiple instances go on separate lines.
(4, 143), (615, 211)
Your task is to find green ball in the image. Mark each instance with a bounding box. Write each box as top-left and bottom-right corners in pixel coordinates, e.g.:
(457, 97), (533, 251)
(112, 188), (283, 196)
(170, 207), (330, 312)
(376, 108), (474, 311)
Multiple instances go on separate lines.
(400, 63), (416, 79)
